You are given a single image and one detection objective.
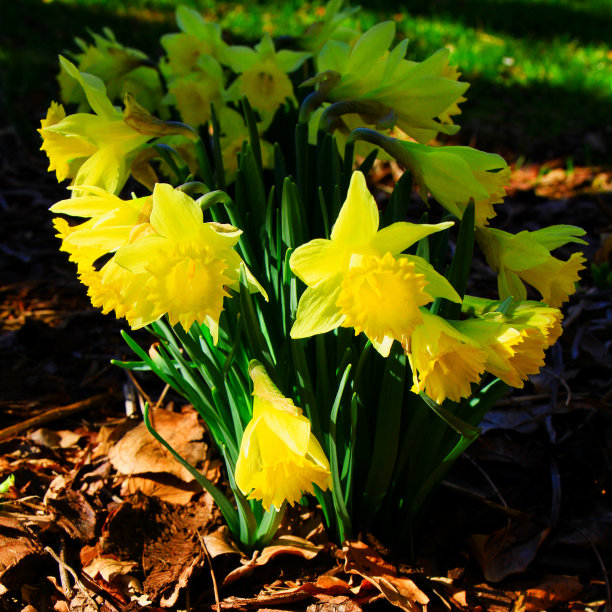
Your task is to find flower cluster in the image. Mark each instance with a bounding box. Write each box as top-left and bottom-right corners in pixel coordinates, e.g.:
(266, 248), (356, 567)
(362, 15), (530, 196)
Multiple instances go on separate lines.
(291, 171), (583, 404)
(40, 1), (588, 543)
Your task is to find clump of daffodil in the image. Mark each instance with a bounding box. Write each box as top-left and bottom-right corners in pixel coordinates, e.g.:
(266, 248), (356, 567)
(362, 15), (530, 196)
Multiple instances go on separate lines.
(407, 310), (487, 404)
(453, 318), (547, 388)
(476, 225), (587, 307)
(40, 57), (194, 197)
(159, 8), (228, 126)
(290, 171), (460, 356)
(224, 33), (310, 123)
(218, 107), (274, 183)
(310, 21), (468, 143)
(58, 28), (162, 114)
(235, 361), (332, 512)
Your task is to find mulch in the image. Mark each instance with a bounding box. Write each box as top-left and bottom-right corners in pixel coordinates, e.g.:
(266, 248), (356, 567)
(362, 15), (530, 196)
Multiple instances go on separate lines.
(1, 120), (611, 611)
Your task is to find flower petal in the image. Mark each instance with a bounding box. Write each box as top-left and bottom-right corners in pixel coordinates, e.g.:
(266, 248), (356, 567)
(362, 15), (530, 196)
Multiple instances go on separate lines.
(371, 220), (454, 255)
(330, 171), (379, 246)
(290, 238), (345, 286)
(290, 276), (345, 338)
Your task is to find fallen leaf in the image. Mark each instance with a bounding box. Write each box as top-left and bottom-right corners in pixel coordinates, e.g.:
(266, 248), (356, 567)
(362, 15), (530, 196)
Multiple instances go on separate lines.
(108, 406), (206, 484)
(520, 575), (583, 611)
(342, 541), (429, 612)
(470, 521), (551, 582)
(224, 535), (324, 584)
(83, 557), (137, 582)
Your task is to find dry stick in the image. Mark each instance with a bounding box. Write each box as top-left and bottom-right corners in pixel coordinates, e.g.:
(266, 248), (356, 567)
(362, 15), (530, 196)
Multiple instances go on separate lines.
(0, 393), (118, 441)
(45, 546), (99, 611)
(58, 535), (74, 599)
(197, 529), (221, 612)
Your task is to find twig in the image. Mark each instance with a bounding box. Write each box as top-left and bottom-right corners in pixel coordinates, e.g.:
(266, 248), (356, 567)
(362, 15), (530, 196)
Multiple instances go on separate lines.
(57, 535), (73, 599)
(0, 393), (118, 440)
(45, 545), (99, 611)
(197, 529), (221, 612)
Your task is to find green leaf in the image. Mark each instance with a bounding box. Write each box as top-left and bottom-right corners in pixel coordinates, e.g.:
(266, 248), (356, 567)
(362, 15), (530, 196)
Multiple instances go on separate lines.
(360, 348), (406, 527)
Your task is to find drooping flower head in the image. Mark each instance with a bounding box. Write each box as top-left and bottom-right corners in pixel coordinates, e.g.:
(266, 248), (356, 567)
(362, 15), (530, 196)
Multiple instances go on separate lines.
(235, 361), (332, 512)
(453, 318), (547, 388)
(407, 310), (487, 404)
(476, 225), (587, 307)
(462, 296), (564, 349)
(290, 171), (460, 356)
(393, 141), (511, 227)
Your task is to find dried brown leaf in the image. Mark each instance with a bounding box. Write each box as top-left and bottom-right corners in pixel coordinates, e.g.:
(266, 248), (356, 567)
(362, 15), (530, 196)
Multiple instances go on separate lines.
(470, 522), (551, 582)
(342, 541), (429, 612)
(108, 407), (206, 483)
(520, 575), (583, 611)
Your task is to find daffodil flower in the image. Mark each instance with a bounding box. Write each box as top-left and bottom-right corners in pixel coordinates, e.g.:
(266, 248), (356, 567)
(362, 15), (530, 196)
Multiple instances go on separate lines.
(408, 310), (487, 404)
(476, 225), (587, 307)
(235, 361), (331, 512)
(217, 107), (274, 183)
(224, 33), (310, 122)
(110, 184), (266, 338)
(58, 28), (162, 113)
(160, 6), (228, 77)
(312, 22), (468, 143)
(462, 296), (564, 349)
(393, 141), (511, 227)
(290, 171), (460, 356)
(453, 318), (547, 388)
(40, 57), (191, 196)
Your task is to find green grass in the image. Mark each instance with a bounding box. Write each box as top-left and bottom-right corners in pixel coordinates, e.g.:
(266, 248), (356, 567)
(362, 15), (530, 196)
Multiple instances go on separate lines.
(1, 0), (611, 163)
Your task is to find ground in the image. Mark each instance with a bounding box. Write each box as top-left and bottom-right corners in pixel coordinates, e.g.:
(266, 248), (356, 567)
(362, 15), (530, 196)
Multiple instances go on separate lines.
(1, 107), (612, 611)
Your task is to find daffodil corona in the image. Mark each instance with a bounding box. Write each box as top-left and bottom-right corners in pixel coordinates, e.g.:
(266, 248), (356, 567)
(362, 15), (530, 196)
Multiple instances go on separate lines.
(235, 361), (332, 512)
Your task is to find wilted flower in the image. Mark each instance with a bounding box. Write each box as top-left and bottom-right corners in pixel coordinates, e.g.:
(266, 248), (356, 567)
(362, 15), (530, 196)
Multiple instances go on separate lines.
(235, 361), (332, 512)
(477, 225), (587, 307)
(290, 171), (459, 356)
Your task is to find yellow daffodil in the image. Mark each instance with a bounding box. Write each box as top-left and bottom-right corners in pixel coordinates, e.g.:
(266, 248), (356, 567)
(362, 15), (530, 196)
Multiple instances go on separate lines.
(40, 58), (188, 196)
(290, 171), (460, 356)
(312, 22), (468, 143)
(58, 28), (162, 113)
(160, 5), (229, 77)
(453, 318), (547, 388)
(393, 141), (510, 226)
(108, 184), (265, 338)
(235, 361), (331, 512)
(407, 310), (487, 404)
(462, 296), (564, 349)
(298, 0), (359, 53)
(224, 33), (310, 121)
(476, 225), (587, 307)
